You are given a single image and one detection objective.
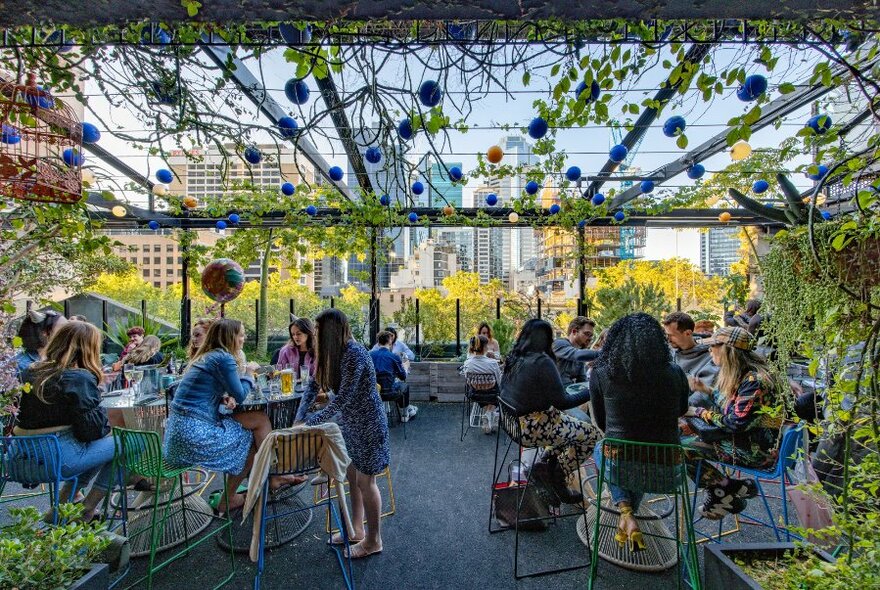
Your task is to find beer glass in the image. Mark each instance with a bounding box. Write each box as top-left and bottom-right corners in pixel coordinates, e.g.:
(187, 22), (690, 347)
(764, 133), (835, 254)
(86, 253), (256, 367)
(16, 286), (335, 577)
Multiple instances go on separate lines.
(280, 369), (293, 395)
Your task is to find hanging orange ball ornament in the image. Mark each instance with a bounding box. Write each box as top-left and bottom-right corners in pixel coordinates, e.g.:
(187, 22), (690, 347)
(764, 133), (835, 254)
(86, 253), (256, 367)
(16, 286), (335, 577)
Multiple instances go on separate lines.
(487, 145), (503, 164)
(183, 196), (198, 209)
(443, 205), (454, 216)
(718, 211), (732, 222)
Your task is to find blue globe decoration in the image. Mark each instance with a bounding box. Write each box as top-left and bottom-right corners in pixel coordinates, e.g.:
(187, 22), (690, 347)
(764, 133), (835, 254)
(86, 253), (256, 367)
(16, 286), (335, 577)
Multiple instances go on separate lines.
(486, 193), (498, 206)
(449, 166), (463, 182)
(565, 166), (581, 182)
(609, 144), (628, 163)
(365, 147), (382, 164)
(148, 220), (160, 231)
(613, 211), (626, 222)
(687, 164), (706, 179)
(156, 169), (173, 184)
(328, 166), (344, 181)
(62, 148), (83, 167)
(752, 179), (770, 194)
(807, 165), (829, 181)
(591, 193), (605, 206)
(379, 194), (391, 206)
(549, 203), (561, 214)
(284, 79), (310, 105)
(806, 114), (833, 134)
(228, 213), (241, 224)
(141, 25), (171, 44)
(418, 80), (443, 107)
(662, 116), (686, 138)
(412, 181), (424, 195)
(1, 124), (20, 145)
(277, 116), (298, 138)
(278, 23), (312, 45)
(26, 86), (53, 109)
(244, 147), (262, 164)
(525, 180), (540, 195)
(408, 212), (419, 223)
(737, 74), (768, 101)
(216, 220), (228, 230)
(305, 205), (318, 216)
(640, 180), (655, 193)
(575, 80), (601, 102)
(578, 220), (588, 229)
(398, 118), (414, 140)
(281, 182), (295, 196)
(528, 117), (549, 140)
(80, 122), (101, 144)
(47, 31), (75, 53)
(821, 211), (832, 220)
(201, 259), (245, 304)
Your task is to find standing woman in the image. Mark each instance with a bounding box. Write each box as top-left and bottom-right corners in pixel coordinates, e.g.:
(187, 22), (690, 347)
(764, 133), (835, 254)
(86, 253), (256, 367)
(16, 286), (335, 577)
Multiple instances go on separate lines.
(477, 322), (501, 360)
(276, 318), (316, 377)
(304, 309), (389, 559)
(15, 310), (67, 375)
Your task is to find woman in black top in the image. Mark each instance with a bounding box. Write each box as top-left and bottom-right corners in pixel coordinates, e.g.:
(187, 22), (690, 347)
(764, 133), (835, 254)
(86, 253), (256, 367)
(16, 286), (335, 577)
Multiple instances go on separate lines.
(15, 322), (115, 522)
(501, 319), (600, 505)
(589, 313), (689, 551)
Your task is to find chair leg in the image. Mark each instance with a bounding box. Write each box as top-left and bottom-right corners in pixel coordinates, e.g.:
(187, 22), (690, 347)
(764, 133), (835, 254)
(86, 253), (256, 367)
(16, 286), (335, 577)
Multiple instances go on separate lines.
(589, 455), (605, 590)
(145, 475), (164, 590)
(179, 473), (190, 553)
(753, 478), (781, 541)
(254, 479), (271, 590)
(460, 395), (469, 441)
(489, 427), (514, 533)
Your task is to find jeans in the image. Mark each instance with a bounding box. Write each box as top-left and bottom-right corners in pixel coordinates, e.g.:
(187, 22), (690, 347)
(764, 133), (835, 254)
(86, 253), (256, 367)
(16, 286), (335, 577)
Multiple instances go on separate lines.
(593, 445), (644, 510)
(56, 429), (116, 492)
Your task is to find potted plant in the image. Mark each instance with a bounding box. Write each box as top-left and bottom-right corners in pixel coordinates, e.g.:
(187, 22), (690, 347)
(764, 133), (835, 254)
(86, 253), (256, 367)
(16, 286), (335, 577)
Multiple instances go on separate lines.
(0, 505), (111, 590)
(704, 543), (837, 590)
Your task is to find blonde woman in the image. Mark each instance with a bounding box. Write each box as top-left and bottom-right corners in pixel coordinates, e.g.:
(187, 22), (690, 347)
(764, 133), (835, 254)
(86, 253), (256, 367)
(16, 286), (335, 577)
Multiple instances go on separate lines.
(187, 318), (215, 360)
(125, 335), (164, 366)
(15, 322), (114, 522)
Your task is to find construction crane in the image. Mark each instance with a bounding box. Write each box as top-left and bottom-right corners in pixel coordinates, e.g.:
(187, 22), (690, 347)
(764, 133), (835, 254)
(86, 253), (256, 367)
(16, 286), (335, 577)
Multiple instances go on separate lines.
(609, 120), (646, 259)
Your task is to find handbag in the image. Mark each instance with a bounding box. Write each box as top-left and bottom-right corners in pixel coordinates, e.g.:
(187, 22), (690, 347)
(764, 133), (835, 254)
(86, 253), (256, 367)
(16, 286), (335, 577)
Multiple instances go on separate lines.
(684, 417), (731, 443)
(492, 461), (550, 531)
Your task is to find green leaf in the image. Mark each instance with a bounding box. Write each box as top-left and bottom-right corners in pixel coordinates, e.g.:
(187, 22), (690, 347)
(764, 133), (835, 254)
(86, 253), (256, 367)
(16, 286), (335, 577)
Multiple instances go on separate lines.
(522, 71), (531, 86)
(550, 64), (561, 77)
(830, 233), (847, 251)
(778, 82), (796, 94)
(676, 134), (688, 149)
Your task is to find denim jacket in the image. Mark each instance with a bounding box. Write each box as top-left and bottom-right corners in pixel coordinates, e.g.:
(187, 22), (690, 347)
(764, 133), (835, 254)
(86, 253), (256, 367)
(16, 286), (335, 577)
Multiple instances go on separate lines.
(169, 349), (253, 424)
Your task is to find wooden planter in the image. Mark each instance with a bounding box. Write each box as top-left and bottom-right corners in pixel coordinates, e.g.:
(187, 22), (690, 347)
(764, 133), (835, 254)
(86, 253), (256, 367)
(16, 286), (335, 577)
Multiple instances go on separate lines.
(68, 563), (109, 590)
(407, 361), (465, 402)
(704, 543), (835, 590)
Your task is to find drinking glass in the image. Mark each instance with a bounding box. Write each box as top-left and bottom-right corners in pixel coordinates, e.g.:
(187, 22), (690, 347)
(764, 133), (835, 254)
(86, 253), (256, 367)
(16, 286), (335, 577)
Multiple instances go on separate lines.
(299, 366), (310, 386)
(280, 369), (293, 395)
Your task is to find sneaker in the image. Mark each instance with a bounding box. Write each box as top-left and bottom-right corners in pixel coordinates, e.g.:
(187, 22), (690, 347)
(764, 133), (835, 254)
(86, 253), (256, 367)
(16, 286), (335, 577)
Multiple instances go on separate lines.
(406, 405), (418, 420)
(489, 409), (500, 433)
(699, 484), (748, 520)
(400, 408), (410, 423)
(481, 412), (492, 434)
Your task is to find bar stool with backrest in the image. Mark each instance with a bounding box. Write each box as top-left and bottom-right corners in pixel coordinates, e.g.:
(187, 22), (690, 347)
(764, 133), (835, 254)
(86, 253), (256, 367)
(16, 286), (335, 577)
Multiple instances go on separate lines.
(489, 399), (591, 579)
(460, 372), (499, 441)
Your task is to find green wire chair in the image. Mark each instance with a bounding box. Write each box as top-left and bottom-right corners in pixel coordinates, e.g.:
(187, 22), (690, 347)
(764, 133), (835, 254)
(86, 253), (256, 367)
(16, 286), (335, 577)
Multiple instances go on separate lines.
(589, 438), (701, 590)
(110, 427), (236, 590)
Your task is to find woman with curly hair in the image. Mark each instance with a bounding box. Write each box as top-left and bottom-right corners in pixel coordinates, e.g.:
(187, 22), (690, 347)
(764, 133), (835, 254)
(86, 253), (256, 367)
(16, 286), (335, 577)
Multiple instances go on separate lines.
(589, 313), (690, 551)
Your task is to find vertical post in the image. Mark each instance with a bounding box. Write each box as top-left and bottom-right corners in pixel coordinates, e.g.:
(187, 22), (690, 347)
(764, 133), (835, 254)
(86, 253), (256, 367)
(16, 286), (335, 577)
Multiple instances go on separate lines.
(220, 303), (225, 318)
(330, 297), (335, 309)
(585, 300), (591, 319)
(25, 300), (32, 312)
(254, 299), (260, 348)
(455, 298), (461, 356)
(63, 299), (71, 319)
(369, 227), (380, 346)
(141, 299), (147, 327)
(578, 223), (587, 315)
(180, 231), (191, 348)
(496, 297), (501, 320)
(576, 298), (583, 317)
(677, 297), (682, 312)
(415, 298), (420, 361)
(289, 298), (295, 319)
(101, 300), (109, 354)
(537, 297), (542, 319)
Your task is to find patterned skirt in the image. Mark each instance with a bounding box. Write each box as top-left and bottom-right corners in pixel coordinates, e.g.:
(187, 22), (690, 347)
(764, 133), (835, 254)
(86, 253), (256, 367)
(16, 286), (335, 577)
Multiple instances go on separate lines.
(163, 412), (253, 476)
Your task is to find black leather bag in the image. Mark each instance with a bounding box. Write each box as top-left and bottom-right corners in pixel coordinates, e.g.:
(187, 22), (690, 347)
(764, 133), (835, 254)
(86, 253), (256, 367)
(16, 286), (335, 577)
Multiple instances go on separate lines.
(492, 463), (550, 531)
(684, 417), (731, 443)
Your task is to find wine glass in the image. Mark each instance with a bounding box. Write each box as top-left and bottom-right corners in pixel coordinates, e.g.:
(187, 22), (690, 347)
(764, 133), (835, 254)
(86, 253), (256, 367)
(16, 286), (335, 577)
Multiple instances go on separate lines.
(126, 365), (144, 402)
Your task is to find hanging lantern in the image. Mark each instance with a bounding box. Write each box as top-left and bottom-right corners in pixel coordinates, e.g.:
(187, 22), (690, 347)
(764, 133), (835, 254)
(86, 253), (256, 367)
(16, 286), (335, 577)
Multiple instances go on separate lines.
(508, 211), (519, 223)
(152, 184), (168, 197)
(0, 73), (83, 203)
(81, 169), (96, 187)
(111, 205), (127, 218)
(730, 140), (752, 161)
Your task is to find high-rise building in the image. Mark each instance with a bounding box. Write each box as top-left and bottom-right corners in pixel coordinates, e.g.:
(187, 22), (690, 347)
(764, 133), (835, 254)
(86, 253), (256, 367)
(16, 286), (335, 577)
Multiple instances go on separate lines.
(497, 135), (539, 273)
(389, 239), (458, 289)
(426, 161), (463, 208)
(700, 227), (741, 277)
(107, 229), (219, 289)
(472, 182), (507, 283)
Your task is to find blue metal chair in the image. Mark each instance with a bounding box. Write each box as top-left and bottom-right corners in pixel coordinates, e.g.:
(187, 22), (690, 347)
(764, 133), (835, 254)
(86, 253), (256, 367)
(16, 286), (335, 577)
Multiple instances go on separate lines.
(254, 431), (354, 590)
(694, 422), (805, 542)
(1, 434), (80, 524)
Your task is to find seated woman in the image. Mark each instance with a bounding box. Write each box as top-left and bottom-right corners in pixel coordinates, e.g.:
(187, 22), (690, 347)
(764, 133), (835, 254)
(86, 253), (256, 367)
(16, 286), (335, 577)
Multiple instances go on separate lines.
(475, 322), (501, 360)
(501, 319), (600, 505)
(589, 313), (690, 552)
(15, 309), (67, 375)
(163, 319), (301, 514)
(686, 326), (781, 519)
(15, 322), (114, 522)
(125, 335), (164, 366)
(276, 318), (316, 378)
(461, 335), (502, 434)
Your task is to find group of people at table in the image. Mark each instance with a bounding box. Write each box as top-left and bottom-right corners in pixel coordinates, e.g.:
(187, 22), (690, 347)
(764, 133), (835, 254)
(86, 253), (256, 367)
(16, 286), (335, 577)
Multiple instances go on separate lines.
(8, 303), (781, 559)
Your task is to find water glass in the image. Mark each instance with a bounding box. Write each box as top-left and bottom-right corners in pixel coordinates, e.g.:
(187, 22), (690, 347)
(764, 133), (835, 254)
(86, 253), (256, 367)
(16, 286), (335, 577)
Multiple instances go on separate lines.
(299, 366), (310, 386)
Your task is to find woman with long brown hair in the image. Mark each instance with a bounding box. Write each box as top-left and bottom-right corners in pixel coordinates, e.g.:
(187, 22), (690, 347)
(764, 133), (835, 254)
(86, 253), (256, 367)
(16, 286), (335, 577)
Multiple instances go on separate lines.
(302, 309), (389, 559)
(187, 318), (214, 360)
(163, 319), (300, 514)
(15, 321), (114, 522)
(125, 335), (164, 366)
(276, 317), (316, 377)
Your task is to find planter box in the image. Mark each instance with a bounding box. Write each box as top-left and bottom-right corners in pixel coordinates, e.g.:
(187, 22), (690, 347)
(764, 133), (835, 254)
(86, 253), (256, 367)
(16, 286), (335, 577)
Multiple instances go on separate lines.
(68, 564), (109, 590)
(704, 543), (835, 590)
(407, 361), (465, 402)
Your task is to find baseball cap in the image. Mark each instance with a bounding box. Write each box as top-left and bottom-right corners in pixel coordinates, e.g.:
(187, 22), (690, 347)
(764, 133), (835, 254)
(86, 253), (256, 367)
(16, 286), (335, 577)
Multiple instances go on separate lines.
(702, 326), (755, 351)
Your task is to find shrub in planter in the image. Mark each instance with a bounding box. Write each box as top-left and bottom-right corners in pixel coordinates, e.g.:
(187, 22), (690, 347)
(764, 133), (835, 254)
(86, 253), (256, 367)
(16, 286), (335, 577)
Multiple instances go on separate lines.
(0, 504), (111, 590)
(704, 543), (836, 590)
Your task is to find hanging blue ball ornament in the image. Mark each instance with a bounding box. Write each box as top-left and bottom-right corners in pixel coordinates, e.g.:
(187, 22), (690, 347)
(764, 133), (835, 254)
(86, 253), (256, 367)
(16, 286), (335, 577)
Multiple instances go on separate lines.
(277, 116), (298, 138)
(27, 86), (53, 109)
(408, 212), (419, 223)
(591, 193), (605, 206)
(686, 164), (706, 179)
(148, 220), (160, 230)
(549, 203), (561, 214)
(640, 180), (655, 193)
(565, 166), (582, 182)
(574, 80), (601, 102)
(807, 164), (829, 181)
(613, 211), (626, 222)
(284, 79), (310, 105)
(228, 213), (240, 224)
(752, 179), (770, 194)
(365, 147), (382, 164)
(328, 166), (344, 181)
(418, 80), (443, 107)
(306, 205), (318, 216)
(486, 193), (498, 206)
(62, 148), (83, 167)
(806, 114), (833, 134)
(821, 211), (832, 220)
(662, 116), (686, 138)
(525, 180), (540, 195)
(737, 75), (768, 101)
(398, 118), (414, 140)
(244, 147), (262, 164)
(216, 220), (228, 230)
(80, 122), (101, 144)
(412, 181), (425, 195)
(578, 219), (588, 229)
(278, 23), (312, 45)
(1, 124), (20, 145)
(609, 144), (628, 163)
(379, 194), (391, 206)
(156, 169), (173, 184)
(528, 117), (549, 140)
(449, 166), (463, 182)
(281, 182), (295, 196)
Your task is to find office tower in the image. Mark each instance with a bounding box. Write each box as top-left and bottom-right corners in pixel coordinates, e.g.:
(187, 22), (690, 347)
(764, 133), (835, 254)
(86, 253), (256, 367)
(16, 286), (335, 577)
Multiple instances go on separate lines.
(699, 227), (741, 277)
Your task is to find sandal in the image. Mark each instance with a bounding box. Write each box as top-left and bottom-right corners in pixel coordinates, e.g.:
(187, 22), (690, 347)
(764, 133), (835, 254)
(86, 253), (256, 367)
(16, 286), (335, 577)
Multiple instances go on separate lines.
(345, 542), (383, 559)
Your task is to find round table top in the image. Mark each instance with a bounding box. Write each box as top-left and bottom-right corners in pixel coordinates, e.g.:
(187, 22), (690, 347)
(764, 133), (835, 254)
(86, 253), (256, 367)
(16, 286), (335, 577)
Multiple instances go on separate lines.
(100, 390), (166, 410)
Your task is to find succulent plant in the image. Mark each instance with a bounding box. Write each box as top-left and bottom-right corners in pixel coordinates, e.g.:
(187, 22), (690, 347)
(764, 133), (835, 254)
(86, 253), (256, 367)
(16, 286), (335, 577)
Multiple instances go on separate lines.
(728, 172), (826, 226)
